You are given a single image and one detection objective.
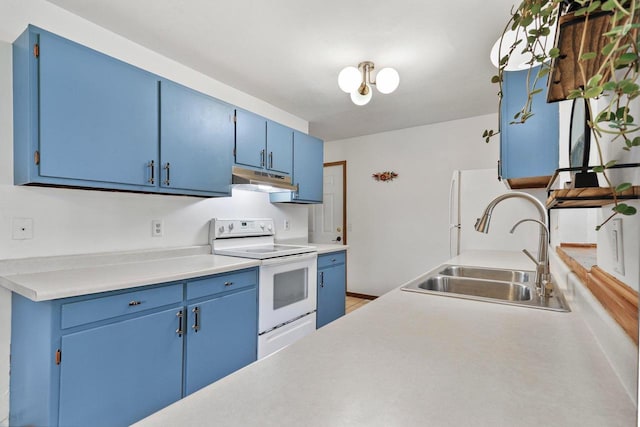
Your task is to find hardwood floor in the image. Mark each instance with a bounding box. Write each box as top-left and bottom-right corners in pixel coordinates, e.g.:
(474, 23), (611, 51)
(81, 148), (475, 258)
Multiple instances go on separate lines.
(345, 295), (370, 314)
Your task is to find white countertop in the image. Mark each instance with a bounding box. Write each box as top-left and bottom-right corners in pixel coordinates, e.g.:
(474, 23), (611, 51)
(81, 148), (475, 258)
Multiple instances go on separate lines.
(134, 250), (636, 427)
(313, 243), (348, 255)
(0, 247), (260, 301)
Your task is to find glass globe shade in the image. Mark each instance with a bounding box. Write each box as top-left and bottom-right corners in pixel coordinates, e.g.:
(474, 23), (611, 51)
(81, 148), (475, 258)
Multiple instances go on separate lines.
(490, 29), (533, 71)
(375, 68), (400, 94)
(350, 85), (372, 106)
(338, 66), (361, 93)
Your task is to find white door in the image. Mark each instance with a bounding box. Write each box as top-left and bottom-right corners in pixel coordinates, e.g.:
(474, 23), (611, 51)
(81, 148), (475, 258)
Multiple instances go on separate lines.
(309, 162), (345, 244)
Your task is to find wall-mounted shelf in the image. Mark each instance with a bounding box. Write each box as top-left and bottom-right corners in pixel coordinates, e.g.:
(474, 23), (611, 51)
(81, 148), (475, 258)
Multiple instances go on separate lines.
(546, 186), (640, 209)
(545, 163), (639, 209)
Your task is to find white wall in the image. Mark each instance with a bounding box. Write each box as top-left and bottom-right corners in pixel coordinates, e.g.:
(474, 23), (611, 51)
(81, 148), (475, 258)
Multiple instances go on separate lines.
(324, 114), (500, 296)
(0, 2), (311, 424)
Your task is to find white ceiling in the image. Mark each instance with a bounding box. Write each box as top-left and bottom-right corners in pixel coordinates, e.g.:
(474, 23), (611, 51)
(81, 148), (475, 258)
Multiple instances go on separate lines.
(46, 0), (516, 141)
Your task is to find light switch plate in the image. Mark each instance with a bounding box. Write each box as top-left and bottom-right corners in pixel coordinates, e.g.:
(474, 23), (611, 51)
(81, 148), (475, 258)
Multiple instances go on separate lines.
(611, 218), (624, 275)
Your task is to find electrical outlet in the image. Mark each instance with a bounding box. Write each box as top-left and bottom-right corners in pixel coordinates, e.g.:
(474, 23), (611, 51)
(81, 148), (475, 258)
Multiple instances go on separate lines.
(12, 218), (34, 240)
(152, 220), (163, 237)
(611, 219), (624, 274)
(284, 219), (290, 231)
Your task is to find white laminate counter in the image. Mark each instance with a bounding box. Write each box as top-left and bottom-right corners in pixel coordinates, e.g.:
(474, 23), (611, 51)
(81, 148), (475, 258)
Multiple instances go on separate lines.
(313, 243), (348, 255)
(0, 246), (260, 301)
(134, 250), (637, 427)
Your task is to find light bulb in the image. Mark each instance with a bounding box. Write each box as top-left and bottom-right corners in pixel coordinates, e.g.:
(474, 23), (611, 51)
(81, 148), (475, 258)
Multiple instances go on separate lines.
(338, 66), (361, 93)
(375, 68), (400, 94)
(350, 85), (372, 106)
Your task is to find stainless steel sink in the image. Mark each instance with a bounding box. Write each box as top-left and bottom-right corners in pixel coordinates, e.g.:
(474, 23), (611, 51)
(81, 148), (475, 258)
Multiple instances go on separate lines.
(401, 264), (570, 312)
(437, 265), (530, 284)
(418, 275), (531, 302)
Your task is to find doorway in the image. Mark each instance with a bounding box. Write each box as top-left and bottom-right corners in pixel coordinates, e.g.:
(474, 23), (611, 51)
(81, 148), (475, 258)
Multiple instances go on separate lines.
(309, 161), (347, 245)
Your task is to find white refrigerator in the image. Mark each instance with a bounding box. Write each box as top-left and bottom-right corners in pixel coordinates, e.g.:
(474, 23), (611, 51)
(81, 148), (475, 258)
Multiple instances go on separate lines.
(449, 169), (546, 258)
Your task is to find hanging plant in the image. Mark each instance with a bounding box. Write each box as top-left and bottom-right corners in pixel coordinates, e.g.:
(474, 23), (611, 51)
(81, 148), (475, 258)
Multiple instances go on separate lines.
(483, 0), (639, 228)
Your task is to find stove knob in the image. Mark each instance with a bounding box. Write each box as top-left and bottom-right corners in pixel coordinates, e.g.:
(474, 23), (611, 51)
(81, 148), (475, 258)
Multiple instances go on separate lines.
(228, 223), (234, 231)
(267, 224), (273, 231)
(218, 226), (224, 234)
(259, 223), (265, 230)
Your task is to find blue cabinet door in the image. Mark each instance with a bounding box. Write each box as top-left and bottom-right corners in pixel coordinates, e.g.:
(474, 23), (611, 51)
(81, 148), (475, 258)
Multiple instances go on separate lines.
(184, 287), (257, 395)
(293, 131), (324, 202)
(316, 254), (346, 329)
(58, 307), (183, 427)
(38, 29), (158, 187)
(160, 81), (234, 195)
(266, 120), (293, 175)
(235, 109), (267, 169)
(500, 66), (559, 181)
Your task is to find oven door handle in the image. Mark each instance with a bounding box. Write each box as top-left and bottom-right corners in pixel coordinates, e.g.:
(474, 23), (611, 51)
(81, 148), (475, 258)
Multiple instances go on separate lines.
(260, 252), (317, 266)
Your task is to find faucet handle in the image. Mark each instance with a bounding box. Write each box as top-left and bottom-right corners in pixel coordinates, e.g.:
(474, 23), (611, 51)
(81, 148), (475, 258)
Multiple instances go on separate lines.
(521, 249), (539, 265)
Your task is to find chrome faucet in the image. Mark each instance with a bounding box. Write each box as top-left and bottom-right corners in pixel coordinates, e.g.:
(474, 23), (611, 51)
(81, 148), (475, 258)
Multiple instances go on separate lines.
(474, 192), (552, 296)
(510, 219), (552, 297)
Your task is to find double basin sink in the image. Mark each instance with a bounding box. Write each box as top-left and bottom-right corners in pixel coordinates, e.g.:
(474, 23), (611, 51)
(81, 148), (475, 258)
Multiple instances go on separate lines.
(401, 264), (570, 312)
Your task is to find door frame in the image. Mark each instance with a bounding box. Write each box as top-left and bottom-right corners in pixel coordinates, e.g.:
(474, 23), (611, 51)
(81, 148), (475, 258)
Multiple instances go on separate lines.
(323, 161), (347, 245)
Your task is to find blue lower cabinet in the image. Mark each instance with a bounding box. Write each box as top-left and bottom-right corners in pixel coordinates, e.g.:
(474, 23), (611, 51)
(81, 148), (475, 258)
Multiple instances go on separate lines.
(9, 268), (258, 426)
(185, 287), (257, 395)
(316, 251), (346, 328)
(58, 308), (183, 427)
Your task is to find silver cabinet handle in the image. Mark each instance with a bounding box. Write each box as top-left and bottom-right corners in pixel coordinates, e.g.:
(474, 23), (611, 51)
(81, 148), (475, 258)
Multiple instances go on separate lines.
(260, 149), (265, 167)
(320, 271), (324, 287)
(269, 152), (273, 169)
(192, 306), (200, 332)
(163, 162), (171, 186)
(176, 310), (184, 337)
(128, 300), (142, 306)
(224, 281), (234, 287)
(148, 160), (155, 184)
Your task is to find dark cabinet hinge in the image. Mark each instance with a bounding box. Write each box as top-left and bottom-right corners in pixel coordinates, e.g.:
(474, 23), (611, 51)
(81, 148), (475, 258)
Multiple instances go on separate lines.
(232, 147), (236, 157)
(55, 349), (61, 365)
(33, 44), (39, 58)
(34, 150), (40, 165)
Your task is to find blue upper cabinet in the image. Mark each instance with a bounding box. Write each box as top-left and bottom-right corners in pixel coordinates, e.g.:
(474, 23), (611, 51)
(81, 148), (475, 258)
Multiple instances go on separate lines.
(500, 66), (559, 188)
(235, 110), (294, 176)
(266, 120), (294, 175)
(235, 109), (267, 169)
(13, 26), (233, 197)
(270, 131), (324, 203)
(160, 81), (234, 196)
(14, 26), (159, 190)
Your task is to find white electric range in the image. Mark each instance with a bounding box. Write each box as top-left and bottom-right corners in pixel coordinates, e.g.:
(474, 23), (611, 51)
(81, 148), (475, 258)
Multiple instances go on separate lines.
(209, 218), (317, 358)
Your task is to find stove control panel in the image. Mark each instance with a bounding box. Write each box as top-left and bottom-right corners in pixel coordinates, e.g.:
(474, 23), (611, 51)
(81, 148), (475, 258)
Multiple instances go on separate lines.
(209, 218), (275, 240)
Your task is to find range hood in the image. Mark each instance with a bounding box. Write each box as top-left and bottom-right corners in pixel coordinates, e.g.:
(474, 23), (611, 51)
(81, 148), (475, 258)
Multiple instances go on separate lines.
(231, 166), (297, 192)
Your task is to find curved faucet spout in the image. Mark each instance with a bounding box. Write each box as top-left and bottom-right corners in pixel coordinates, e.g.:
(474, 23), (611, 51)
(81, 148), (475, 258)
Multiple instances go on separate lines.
(474, 192), (547, 263)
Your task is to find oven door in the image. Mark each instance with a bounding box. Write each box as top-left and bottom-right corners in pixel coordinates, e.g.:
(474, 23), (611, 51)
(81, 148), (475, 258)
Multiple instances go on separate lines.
(258, 252), (317, 333)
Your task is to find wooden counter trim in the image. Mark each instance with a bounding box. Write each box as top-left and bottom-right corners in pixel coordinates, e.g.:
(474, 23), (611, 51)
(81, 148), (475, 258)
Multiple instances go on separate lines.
(559, 243), (597, 249)
(556, 246), (590, 284)
(557, 246), (638, 345)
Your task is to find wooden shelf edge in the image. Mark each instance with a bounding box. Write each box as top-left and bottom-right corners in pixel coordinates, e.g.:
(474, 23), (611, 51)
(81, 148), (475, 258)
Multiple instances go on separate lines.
(547, 186), (640, 209)
(506, 175), (551, 189)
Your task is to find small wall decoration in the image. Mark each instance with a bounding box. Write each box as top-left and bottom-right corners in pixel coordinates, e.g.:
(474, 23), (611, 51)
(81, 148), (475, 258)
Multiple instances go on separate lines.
(372, 171), (398, 182)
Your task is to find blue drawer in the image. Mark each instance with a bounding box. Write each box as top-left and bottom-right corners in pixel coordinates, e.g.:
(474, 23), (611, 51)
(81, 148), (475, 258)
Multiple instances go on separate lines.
(186, 268), (258, 300)
(318, 251), (346, 269)
(61, 283), (183, 329)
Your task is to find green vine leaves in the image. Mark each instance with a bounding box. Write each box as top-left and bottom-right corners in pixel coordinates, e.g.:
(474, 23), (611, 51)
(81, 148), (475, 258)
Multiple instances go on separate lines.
(484, 0), (639, 228)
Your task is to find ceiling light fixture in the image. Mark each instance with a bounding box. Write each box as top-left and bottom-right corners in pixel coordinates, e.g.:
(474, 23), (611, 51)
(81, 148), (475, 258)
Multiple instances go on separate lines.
(338, 61), (399, 106)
